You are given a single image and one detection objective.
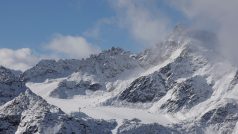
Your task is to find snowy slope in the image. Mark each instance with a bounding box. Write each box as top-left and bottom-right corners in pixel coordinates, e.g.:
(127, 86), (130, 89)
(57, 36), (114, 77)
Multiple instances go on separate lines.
(0, 89), (116, 134)
(26, 81), (175, 125)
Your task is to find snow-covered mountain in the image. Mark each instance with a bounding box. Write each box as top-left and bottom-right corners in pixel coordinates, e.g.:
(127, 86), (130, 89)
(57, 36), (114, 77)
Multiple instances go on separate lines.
(1, 26), (238, 134)
(48, 47), (143, 99)
(0, 66), (26, 106)
(21, 59), (82, 83)
(0, 89), (116, 134)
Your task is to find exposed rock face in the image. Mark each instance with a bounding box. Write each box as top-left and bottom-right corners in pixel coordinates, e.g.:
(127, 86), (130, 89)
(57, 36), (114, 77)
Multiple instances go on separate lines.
(72, 112), (117, 134)
(0, 66), (26, 106)
(0, 66), (19, 83)
(117, 119), (180, 134)
(158, 46), (208, 81)
(199, 101), (238, 133)
(160, 76), (213, 112)
(169, 100), (238, 134)
(50, 80), (104, 99)
(228, 71), (238, 91)
(0, 115), (21, 134)
(118, 72), (173, 103)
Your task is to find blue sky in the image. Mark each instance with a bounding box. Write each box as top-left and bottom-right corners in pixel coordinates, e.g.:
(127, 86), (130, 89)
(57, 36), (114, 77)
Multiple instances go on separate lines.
(0, 0), (116, 50)
(0, 0), (185, 51)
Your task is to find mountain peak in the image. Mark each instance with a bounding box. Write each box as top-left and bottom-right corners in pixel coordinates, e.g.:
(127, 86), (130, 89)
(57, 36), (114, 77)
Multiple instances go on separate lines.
(104, 47), (125, 54)
(90, 47), (128, 59)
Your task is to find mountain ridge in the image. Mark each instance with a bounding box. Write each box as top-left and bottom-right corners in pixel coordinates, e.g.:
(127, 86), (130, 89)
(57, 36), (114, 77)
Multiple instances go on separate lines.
(1, 27), (238, 133)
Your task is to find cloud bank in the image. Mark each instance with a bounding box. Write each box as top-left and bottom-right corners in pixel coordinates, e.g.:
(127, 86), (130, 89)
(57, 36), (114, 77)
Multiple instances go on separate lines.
(0, 48), (39, 71)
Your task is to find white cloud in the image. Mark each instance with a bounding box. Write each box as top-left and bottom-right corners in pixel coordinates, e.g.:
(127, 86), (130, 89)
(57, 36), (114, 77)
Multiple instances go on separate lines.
(111, 0), (171, 46)
(0, 48), (39, 71)
(84, 18), (113, 40)
(46, 35), (100, 59)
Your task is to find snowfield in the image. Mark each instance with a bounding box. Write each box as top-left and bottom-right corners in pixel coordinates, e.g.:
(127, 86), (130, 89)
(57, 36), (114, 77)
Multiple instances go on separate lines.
(27, 81), (178, 125)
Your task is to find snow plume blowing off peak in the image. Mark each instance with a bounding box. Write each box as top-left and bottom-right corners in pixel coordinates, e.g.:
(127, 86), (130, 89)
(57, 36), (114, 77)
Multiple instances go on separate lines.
(112, 0), (238, 66)
(168, 0), (238, 65)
